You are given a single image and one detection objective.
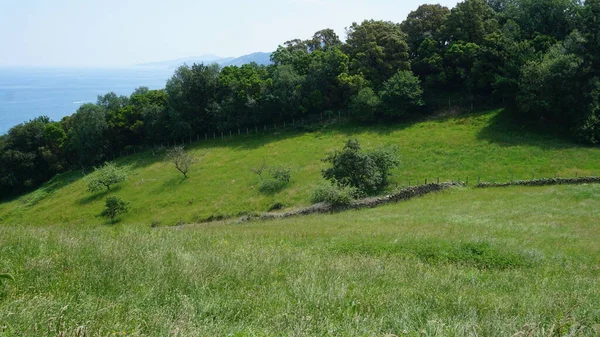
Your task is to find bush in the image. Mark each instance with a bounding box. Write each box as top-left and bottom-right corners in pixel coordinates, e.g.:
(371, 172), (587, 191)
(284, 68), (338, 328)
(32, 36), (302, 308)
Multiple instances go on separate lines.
(259, 179), (286, 194)
(311, 184), (358, 207)
(255, 164), (292, 194)
(322, 139), (400, 196)
(86, 162), (128, 193)
(100, 196), (130, 224)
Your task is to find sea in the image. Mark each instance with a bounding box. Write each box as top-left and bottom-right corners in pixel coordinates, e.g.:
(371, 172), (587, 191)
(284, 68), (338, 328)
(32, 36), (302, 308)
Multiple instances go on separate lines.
(0, 67), (174, 135)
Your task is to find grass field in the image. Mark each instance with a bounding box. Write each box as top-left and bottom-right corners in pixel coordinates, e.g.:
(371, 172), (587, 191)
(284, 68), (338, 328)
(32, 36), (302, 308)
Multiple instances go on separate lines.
(1, 108), (599, 336)
(1, 184), (599, 336)
(1, 109), (599, 226)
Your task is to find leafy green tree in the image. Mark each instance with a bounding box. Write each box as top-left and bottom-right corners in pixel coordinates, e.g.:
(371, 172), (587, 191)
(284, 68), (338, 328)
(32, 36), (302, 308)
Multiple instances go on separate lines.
(85, 162), (128, 193)
(165, 63), (220, 136)
(349, 87), (380, 122)
(322, 139), (400, 196)
(67, 103), (107, 167)
(504, 0), (580, 41)
(100, 196), (130, 224)
(307, 29), (342, 52)
(401, 4), (450, 54)
(216, 63), (270, 129)
(344, 20), (410, 88)
(303, 47), (350, 112)
(443, 0), (498, 44)
(380, 70), (424, 117)
(267, 65), (305, 118)
(412, 37), (447, 89)
(165, 146), (195, 178)
(517, 37), (586, 125)
(576, 78), (600, 144)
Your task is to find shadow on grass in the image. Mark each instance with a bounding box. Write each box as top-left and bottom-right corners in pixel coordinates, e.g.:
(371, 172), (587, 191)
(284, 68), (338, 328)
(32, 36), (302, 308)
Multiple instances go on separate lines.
(475, 109), (582, 150)
(77, 185), (124, 205)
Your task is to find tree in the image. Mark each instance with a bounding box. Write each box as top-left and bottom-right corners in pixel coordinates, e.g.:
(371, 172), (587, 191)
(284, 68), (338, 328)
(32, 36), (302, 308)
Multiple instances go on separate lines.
(517, 37), (586, 125)
(165, 146), (195, 178)
(67, 103), (107, 166)
(307, 28), (342, 52)
(322, 139), (400, 196)
(85, 162), (128, 193)
(165, 63), (220, 136)
(349, 87), (380, 122)
(380, 70), (425, 117)
(443, 0), (498, 44)
(401, 4), (450, 54)
(344, 20), (411, 88)
(100, 196), (129, 224)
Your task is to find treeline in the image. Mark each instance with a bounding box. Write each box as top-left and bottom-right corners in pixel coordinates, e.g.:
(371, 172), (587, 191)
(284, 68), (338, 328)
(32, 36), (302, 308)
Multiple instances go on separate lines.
(1, 0), (599, 198)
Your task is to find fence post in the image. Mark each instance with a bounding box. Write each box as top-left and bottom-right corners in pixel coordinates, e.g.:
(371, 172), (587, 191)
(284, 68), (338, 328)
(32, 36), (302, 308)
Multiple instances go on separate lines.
(213, 132), (216, 139)
(238, 129), (240, 135)
(205, 133), (207, 140)
(264, 125), (267, 132)
(437, 177), (440, 184)
(221, 132), (223, 139)
(229, 130), (232, 137)
(425, 178), (428, 184)
(466, 177), (469, 186)
(478, 176), (481, 184)
(283, 121), (286, 128)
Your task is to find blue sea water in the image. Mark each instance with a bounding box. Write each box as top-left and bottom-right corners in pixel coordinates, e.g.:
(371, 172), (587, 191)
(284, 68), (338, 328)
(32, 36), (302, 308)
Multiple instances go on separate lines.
(0, 67), (173, 134)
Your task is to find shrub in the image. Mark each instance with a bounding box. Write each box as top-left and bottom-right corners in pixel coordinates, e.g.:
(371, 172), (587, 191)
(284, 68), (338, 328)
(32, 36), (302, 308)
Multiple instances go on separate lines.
(255, 164), (292, 194)
(259, 179), (286, 193)
(269, 165), (291, 183)
(100, 196), (130, 224)
(86, 162), (128, 193)
(311, 184), (358, 207)
(322, 139), (400, 196)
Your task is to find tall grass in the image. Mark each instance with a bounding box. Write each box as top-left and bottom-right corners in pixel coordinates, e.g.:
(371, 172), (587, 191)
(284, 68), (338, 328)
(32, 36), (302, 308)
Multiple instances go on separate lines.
(1, 185), (599, 336)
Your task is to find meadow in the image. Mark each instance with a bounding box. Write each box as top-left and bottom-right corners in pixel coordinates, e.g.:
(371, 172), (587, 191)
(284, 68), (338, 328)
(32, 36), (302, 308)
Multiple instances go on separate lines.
(1, 184), (599, 336)
(1, 109), (599, 226)
(1, 108), (599, 336)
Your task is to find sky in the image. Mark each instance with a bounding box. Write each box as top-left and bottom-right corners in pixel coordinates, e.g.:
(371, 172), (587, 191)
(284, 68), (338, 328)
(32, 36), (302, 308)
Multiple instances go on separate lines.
(0, 0), (461, 67)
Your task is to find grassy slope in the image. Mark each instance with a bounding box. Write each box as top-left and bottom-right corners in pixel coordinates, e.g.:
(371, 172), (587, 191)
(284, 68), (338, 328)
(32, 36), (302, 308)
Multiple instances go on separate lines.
(1, 185), (599, 336)
(1, 108), (599, 226)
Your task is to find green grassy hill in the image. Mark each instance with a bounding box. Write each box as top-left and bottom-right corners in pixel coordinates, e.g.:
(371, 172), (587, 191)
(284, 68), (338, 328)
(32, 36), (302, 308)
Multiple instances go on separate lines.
(2, 108), (600, 335)
(1, 108), (599, 226)
(1, 185), (599, 335)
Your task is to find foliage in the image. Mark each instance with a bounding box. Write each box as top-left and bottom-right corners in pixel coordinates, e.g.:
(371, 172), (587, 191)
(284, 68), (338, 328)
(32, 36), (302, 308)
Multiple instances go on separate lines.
(165, 146), (195, 178)
(85, 162), (128, 193)
(258, 165), (292, 194)
(100, 196), (129, 224)
(380, 70), (425, 117)
(322, 139), (400, 196)
(310, 183), (358, 207)
(349, 87), (380, 122)
(4, 0), (600, 199)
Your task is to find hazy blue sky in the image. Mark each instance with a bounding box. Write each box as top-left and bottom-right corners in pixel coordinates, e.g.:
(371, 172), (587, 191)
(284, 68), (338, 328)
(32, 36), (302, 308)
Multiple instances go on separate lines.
(0, 0), (460, 67)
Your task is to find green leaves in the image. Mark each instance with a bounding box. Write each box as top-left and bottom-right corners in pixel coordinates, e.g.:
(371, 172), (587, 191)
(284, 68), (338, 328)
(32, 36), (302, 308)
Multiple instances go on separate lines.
(100, 196), (130, 224)
(85, 162), (128, 193)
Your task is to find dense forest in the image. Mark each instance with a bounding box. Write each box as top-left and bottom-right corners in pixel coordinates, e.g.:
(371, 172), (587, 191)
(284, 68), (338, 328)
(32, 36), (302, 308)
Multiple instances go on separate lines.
(1, 0), (599, 198)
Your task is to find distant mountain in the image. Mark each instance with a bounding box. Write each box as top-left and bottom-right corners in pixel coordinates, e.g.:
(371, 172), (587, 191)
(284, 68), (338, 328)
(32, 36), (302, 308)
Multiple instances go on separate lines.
(220, 52), (272, 67)
(136, 52), (272, 69)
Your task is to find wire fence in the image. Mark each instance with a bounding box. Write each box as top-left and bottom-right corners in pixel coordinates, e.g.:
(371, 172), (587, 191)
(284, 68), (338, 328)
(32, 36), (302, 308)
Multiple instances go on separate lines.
(112, 95), (507, 159)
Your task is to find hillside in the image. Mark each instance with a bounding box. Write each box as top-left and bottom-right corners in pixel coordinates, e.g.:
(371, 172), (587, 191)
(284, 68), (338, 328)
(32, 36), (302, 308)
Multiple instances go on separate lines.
(1, 108), (599, 227)
(1, 183), (599, 335)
